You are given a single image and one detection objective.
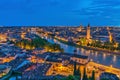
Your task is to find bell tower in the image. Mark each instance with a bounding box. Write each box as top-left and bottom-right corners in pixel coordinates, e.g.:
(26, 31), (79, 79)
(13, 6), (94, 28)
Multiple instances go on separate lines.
(86, 24), (91, 40)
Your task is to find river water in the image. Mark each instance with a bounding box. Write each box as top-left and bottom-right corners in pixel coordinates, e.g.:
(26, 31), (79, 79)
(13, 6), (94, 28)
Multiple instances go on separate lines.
(47, 37), (120, 69)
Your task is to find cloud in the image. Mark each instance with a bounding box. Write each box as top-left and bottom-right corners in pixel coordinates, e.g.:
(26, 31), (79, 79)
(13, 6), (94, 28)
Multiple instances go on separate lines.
(0, 0), (120, 26)
(72, 0), (120, 17)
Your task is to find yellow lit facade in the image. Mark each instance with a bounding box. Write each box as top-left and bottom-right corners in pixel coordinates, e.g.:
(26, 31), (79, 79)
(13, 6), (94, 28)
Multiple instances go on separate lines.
(86, 24), (91, 40)
(21, 32), (26, 39)
(0, 34), (7, 42)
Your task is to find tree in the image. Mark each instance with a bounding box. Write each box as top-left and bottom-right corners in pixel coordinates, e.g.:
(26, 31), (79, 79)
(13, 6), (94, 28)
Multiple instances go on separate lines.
(15, 37), (63, 52)
(100, 78), (109, 80)
(75, 66), (81, 80)
(82, 67), (88, 80)
(90, 70), (95, 80)
(80, 38), (87, 46)
(53, 77), (59, 80)
(66, 75), (74, 80)
(96, 40), (102, 47)
(73, 61), (77, 76)
(117, 43), (120, 50)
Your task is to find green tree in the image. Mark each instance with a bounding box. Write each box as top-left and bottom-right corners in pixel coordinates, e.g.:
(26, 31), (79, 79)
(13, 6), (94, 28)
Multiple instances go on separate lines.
(75, 66), (81, 80)
(82, 67), (88, 80)
(117, 43), (120, 50)
(90, 70), (95, 80)
(73, 61), (77, 76)
(66, 75), (74, 80)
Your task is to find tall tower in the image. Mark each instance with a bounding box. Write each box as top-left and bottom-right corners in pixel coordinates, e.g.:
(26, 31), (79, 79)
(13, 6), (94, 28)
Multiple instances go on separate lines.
(107, 27), (113, 43)
(86, 24), (91, 40)
(108, 31), (113, 43)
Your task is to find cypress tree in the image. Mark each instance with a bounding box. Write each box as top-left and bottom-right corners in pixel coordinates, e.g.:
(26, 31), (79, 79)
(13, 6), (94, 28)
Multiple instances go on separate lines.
(91, 70), (95, 80)
(82, 67), (88, 80)
(76, 66), (81, 80)
(73, 61), (77, 75)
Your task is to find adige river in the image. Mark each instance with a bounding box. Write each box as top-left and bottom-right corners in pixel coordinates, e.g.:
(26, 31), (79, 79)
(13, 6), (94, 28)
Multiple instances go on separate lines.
(47, 37), (120, 69)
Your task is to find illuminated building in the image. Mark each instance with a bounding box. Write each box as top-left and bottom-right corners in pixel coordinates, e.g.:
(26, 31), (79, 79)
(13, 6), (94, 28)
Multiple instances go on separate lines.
(21, 32), (26, 39)
(86, 24), (91, 40)
(107, 27), (113, 42)
(77, 25), (83, 32)
(109, 32), (113, 43)
(0, 34), (7, 42)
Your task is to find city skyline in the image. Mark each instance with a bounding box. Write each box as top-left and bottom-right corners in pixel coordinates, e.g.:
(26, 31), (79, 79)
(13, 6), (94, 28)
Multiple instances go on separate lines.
(0, 1), (120, 79)
(0, 0), (120, 26)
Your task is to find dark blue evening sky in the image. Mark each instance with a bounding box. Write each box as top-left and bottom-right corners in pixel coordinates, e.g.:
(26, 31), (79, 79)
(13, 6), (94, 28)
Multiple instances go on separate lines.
(0, 0), (120, 26)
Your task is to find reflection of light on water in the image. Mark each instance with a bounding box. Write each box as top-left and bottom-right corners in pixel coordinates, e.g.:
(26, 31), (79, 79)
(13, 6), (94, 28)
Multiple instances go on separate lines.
(113, 55), (116, 62)
(97, 61), (99, 63)
(110, 64), (113, 68)
(91, 52), (94, 55)
(91, 50), (93, 53)
(65, 45), (68, 48)
(95, 52), (98, 57)
(54, 39), (57, 43)
(77, 48), (79, 50)
(86, 50), (90, 56)
(77, 48), (79, 54)
(88, 50), (90, 54)
(103, 53), (106, 60)
(81, 48), (84, 54)
(90, 59), (93, 61)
